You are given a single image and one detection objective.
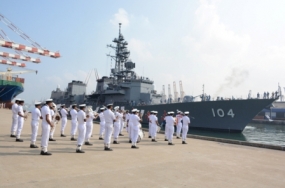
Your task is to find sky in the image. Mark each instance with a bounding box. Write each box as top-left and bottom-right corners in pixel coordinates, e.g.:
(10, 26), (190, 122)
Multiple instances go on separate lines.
(1, 0), (285, 103)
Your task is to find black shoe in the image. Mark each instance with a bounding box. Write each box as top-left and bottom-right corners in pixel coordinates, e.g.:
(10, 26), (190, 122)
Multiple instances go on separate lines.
(119, 134), (124, 136)
(148, 136), (151, 138)
(164, 139), (168, 141)
(16, 138), (23, 142)
(104, 147), (113, 151)
(85, 142), (93, 146)
(30, 144), (38, 148)
(10, 134), (16, 138)
(113, 141), (119, 144)
(91, 135), (93, 137)
(177, 136), (180, 139)
(99, 137), (103, 140)
(40, 151), (52, 155)
(60, 134), (66, 137)
(71, 138), (77, 141)
(168, 143), (175, 145)
(76, 149), (85, 153)
(131, 145), (139, 149)
(151, 139), (157, 142)
(182, 141), (187, 144)
(129, 140), (132, 143)
(49, 138), (56, 141)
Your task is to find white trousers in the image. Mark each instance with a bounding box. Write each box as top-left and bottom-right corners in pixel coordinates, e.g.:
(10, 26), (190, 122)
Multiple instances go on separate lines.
(166, 126), (174, 142)
(61, 117), (67, 134)
(104, 123), (113, 147)
(99, 122), (105, 137)
(131, 127), (139, 145)
(77, 123), (86, 146)
(41, 124), (51, 152)
(150, 124), (157, 139)
(176, 122), (182, 137)
(113, 122), (120, 141)
(50, 123), (56, 138)
(148, 123), (151, 136)
(11, 114), (18, 134)
(128, 123), (133, 140)
(164, 124), (168, 139)
(71, 119), (78, 136)
(119, 121), (124, 133)
(16, 117), (24, 138)
(31, 120), (39, 144)
(85, 122), (93, 141)
(182, 125), (189, 141)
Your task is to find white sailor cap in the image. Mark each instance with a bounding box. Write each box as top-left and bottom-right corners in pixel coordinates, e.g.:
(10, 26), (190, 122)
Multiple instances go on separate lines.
(79, 104), (86, 107)
(168, 111), (174, 115)
(184, 111), (189, 115)
(18, 99), (24, 102)
(106, 103), (113, 107)
(100, 107), (105, 110)
(35, 101), (41, 105)
(114, 106), (119, 111)
(150, 111), (155, 113)
(153, 111), (158, 114)
(132, 109), (138, 112)
(177, 111), (182, 114)
(14, 98), (21, 101)
(72, 104), (77, 107)
(46, 99), (53, 102)
(61, 104), (65, 107)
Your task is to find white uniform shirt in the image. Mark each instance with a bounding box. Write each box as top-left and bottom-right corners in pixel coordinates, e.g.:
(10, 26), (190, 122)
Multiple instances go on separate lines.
(70, 109), (78, 121)
(119, 112), (123, 123)
(12, 103), (18, 115)
(130, 114), (140, 128)
(77, 110), (86, 125)
(164, 116), (175, 126)
(114, 111), (120, 122)
(99, 112), (105, 123)
(176, 114), (183, 124)
(17, 105), (24, 117)
(41, 105), (51, 125)
(103, 109), (115, 124)
(182, 116), (190, 126)
(125, 113), (130, 122)
(50, 109), (55, 120)
(31, 108), (41, 121)
(86, 112), (94, 124)
(60, 108), (68, 118)
(149, 114), (158, 125)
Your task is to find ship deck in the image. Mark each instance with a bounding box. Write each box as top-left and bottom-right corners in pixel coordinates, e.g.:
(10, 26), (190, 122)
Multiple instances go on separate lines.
(0, 109), (285, 188)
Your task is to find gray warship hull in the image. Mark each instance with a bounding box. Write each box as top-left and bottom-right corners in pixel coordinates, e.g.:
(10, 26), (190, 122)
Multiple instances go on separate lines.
(128, 99), (276, 133)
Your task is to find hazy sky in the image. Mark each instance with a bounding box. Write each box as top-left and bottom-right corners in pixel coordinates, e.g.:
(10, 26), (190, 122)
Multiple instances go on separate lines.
(1, 0), (285, 103)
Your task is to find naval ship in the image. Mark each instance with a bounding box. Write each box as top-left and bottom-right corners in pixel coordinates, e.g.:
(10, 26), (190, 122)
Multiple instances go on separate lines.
(51, 23), (275, 133)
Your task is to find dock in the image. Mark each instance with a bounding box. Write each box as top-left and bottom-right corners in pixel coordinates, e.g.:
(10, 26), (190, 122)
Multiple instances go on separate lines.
(1, 109), (285, 188)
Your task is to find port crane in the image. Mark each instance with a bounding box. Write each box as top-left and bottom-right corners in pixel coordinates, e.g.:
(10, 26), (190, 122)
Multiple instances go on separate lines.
(179, 81), (185, 101)
(173, 81), (178, 102)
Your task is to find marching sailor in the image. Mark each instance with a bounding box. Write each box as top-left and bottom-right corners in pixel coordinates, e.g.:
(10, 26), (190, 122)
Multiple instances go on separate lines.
(15, 99), (27, 142)
(165, 111), (175, 145)
(182, 111), (190, 144)
(76, 104), (88, 153)
(113, 106), (121, 144)
(40, 99), (54, 155)
(70, 104), (78, 141)
(149, 111), (159, 142)
(84, 108), (98, 146)
(60, 104), (68, 137)
(175, 111), (183, 139)
(103, 104), (116, 151)
(130, 109), (141, 149)
(30, 102), (42, 148)
(127, 110), (134, 143)
(119, 109), (124, 136)
(98, 107), (105, 140)
(148, 112), (152, 138)
(49, 104), (56, 141)
(10, 98), (20, 137)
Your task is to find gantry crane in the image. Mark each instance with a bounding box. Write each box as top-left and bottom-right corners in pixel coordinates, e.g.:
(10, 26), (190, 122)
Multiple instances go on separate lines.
(179, 80), (185, 101)
(173, 81), (178, 102)
(168, 84), (172, 103)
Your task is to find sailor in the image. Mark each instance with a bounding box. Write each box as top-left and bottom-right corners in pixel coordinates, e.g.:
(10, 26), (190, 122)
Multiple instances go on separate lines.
(60, 104), (68, 137)
(130, 109), (141, 149)
(127, 109), (136, 143)
(49, 104), (56, 141)
(30, 102), (42, 148)
(181, 111), (190, 144)
(70, 104), (78, 141)
(163, 113), (168, 141)
(15, 99), (27, 142)
(149, 111), (159, 142)
(98, 107), (106, 140)
(10, 98), (20, 137)
(119, 109), (124, 136)
(84, 108), (98, 146)
(103, 104), (116, 151)
(175, 111), (183, 139)
(123, 110), (129, 133)
(164, 111), (175, 145)
(76, 104), (88, 153)
(148, 112), (152, 138)
(113, 106), (121, 144)
(40, 99), (54, 155)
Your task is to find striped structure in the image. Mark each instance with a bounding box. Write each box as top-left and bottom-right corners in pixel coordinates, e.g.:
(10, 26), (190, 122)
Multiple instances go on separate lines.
(0, 39), (60, 58)
(0, 51), (40, 63)
(0, 59), (25, 67)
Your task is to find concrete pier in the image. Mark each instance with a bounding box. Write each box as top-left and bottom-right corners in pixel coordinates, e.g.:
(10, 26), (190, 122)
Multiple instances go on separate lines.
(0, 109), (285, 188)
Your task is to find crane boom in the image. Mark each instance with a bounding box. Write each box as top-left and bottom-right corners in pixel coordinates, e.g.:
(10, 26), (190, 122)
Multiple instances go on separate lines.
(173, 81), (178, 102)
(179, 80), (185, 100)
(168, 84), (172, 103)
(0, 59), (25, 67)
(0, 68), (36, 75)
(0, 51), (40, 63)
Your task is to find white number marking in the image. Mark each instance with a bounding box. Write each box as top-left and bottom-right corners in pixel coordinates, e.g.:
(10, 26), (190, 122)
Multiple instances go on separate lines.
(217, 109), (225, 117)
(227, 109), (235, 118)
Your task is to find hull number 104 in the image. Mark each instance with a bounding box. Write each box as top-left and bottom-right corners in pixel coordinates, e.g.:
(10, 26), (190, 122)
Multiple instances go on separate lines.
(211, 108), (235, 118)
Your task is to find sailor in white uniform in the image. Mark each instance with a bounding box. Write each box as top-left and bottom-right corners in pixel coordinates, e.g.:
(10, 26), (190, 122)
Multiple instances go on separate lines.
(70, 104), (78, 141)
(40, 99), (54, 155)
(84, 109), (98, 145)
(119, 110), (124, 136)
(60, 104), (68, 137)
(148, 112), (152, 138)
(124, 110), (129, 133)
(149, 111), (159, 142)
(103, 104), (116, 151)
(130, 109), (141, 149)
(49, 104), (56, 141)
(16, 99), (27, 142)
(176, 111), (183, 138)
(113, 106), (121, 144)
(76, 104), (88, 153)
(165, 111), (175, 145)
(30, 102), (42, 148)
(98, 108), (105, 140)
(182, 111), (190, 144)
(10, 98), (20, 137)
(127, 110), (135, 143)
